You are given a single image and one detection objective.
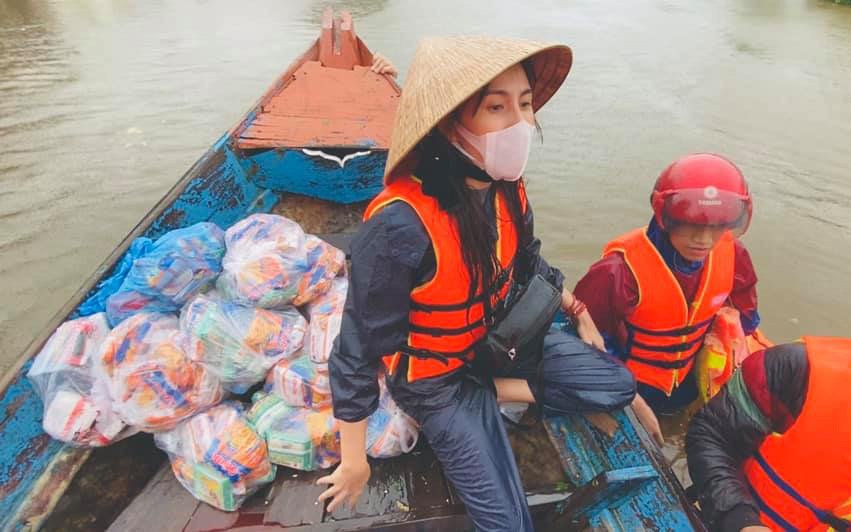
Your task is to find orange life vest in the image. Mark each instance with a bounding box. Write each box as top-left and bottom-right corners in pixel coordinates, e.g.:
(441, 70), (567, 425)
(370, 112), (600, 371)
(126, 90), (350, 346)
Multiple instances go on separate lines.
(742, 336), (851, 531)
(363, 175), (521, 382)
(603, 227), (735, 395)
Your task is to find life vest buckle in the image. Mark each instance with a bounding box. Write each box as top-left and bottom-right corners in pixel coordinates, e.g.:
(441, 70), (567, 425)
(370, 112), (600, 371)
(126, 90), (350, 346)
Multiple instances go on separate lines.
(508, 348), (516, 360)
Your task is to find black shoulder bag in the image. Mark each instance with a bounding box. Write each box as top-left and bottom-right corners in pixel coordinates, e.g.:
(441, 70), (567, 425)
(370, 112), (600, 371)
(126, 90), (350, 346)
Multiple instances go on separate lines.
(472, 273), (562, 376)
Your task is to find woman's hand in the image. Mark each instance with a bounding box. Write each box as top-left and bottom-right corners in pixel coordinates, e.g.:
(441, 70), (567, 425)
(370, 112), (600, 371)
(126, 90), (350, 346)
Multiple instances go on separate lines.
(632, 394), (665, 447)
(740, 527), (771, 532)
(370, 53), (398, 77)
(575, 310), (606, 352)
(316, 458), (371, 512)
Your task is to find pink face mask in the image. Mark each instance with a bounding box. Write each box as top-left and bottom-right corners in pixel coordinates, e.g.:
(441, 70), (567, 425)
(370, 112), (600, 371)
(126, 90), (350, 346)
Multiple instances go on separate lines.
(453, 120), (536, 181)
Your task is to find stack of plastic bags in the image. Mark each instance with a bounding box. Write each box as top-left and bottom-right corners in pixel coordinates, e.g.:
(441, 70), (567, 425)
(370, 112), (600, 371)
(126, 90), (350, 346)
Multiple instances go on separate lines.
(105, 223), (226, 326)
(27, 313), (128, 446)
(217, 215), (345, 309)
(247, 392), (341, 471)
(366, 377), (419, 459)
(265, 353), (331, 408)
(30, 212), (424, 513)
(304, 277), (347, 366)
(154, 402), (276, 511)
(180, 293), (307, 393)
(94, 312), (223, 432)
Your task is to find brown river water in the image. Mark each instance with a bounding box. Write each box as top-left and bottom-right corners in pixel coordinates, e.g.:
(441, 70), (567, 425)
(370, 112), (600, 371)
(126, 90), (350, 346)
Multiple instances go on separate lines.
(2, 0), (851, 486)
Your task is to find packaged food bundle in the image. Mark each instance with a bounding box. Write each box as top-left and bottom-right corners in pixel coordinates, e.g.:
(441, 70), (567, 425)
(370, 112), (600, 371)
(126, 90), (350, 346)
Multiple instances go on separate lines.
(105, 222), (226, 326)
(304, 277), (347, 365)
(27, 313), (127, 446)
(216, 215), (345, 309)
(366, 377), (419, 459)
(695, 306), (751, 404)
(154, 402), (276, 511)
(292, 236), (346, 306)
(246, 392), (340, 471)
(180, 294), (307, 393)
(94, 313), (223, 432)
(264, 353), (331, 408)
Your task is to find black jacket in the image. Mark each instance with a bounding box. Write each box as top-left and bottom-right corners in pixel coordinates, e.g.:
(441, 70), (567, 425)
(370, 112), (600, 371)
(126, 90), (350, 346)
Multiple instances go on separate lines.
(685, 342), (809, 531)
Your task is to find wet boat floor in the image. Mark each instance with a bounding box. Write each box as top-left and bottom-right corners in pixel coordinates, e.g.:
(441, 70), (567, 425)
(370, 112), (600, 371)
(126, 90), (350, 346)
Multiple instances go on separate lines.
(43, 418), (570, 532)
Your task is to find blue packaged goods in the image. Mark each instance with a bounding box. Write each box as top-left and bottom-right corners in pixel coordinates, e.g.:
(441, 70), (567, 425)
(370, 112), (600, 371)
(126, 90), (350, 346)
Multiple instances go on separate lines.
(105, 222), (226, 326)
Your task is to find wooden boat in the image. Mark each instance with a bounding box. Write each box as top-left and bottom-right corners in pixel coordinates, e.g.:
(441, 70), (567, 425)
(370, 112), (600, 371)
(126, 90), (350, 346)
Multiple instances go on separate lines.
(0, 10), (705, 531)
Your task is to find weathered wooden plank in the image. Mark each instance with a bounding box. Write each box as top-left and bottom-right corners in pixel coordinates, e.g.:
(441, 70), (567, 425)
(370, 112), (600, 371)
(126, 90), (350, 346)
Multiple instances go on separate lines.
(239, 118), (390, 149)
(327, 458), (409, 523)
(264, 469), (327, 527)
(544, 409), (699, 531)
(237, 60), (398, 150)
(41, 434), (163, 532)
(402, 446), (455, 514)
(107, 464), (201, 532)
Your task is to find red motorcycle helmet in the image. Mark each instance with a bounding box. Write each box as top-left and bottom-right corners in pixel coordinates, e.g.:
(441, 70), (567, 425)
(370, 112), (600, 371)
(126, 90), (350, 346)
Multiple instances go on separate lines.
(650, 153), (753, 235)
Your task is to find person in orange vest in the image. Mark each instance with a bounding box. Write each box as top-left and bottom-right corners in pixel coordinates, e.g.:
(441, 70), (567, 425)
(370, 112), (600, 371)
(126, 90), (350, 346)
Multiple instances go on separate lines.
(686, 338), (851, 531)
(573, 154), (759, 440)
(317, 37), (638, 531)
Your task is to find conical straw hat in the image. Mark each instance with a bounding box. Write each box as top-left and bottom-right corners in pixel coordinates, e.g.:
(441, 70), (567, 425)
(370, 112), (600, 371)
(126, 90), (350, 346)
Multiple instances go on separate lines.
(384, 36), (572, 180)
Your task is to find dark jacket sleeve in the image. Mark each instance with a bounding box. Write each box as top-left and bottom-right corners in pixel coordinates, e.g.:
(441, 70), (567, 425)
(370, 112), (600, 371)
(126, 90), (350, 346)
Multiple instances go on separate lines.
(573, 253), (638, 350)
(329, 202), (430, 422)
(685, 343), (809, 531)
(520, 202), (565, 292)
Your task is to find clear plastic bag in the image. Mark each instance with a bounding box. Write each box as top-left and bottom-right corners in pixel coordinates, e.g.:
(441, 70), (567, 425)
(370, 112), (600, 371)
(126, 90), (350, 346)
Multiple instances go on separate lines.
(154, 402), (276, 511)
(27, 313), (128, 446)
(264, 352), (331, 408)
(217, 215), (345, 309)
(366, 377), (419, 459)
(294, 236), (346, 306)
(304, 277), (347, 365)
(94, 312), (223, 432)
(246, 392), (340, 471)
(180, 294), (307, 393)
(105, 222), (226, 326)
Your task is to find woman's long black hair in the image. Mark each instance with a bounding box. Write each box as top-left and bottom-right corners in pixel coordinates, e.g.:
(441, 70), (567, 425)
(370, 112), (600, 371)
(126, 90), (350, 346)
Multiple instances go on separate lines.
(412, 60), (537, 323)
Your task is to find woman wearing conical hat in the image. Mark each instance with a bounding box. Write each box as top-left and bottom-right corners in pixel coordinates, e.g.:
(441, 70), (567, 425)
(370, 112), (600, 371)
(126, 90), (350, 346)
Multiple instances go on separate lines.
(320, 37), (637, 529)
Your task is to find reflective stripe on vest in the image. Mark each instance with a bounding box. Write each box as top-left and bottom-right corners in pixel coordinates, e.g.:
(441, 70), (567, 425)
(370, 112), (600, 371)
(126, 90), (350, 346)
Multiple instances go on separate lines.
(603, 227), (735, 395)
(363, 175), (522, 382)
(742, 337), (851, 531)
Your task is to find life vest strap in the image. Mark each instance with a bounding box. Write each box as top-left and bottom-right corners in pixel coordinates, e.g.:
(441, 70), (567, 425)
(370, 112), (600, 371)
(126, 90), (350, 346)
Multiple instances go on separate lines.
(751, 451), (851, 530)
(409, 262), (514, 312)
(408, 319), (488, 336)
(629, 335), (706, 355)
(399, 346), (472, 363)
(628, 350), (699, 369)
(625, 315), (716, 338)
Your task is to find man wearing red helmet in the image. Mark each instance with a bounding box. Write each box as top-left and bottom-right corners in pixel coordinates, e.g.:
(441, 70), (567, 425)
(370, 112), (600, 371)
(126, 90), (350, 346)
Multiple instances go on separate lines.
(573, 153), (760, 425)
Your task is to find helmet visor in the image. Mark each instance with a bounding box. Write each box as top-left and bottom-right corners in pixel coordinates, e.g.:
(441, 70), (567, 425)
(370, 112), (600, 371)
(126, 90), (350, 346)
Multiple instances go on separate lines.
(662, 187), (749, 229)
